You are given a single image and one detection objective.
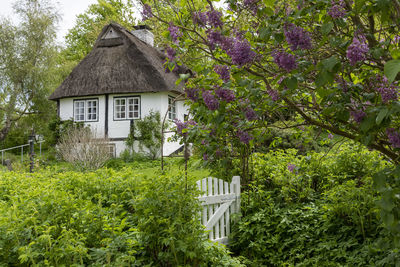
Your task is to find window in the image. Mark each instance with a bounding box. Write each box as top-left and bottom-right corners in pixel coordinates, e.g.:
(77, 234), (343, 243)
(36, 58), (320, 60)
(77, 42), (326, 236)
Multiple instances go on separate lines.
(74, 99), (98, 122)
(168, 96), (176, 120)
(114, 96), (140, 120)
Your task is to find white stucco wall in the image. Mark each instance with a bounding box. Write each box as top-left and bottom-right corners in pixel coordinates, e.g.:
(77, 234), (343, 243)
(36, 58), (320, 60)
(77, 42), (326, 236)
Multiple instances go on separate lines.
(58, 92), (188, 157)
(59, 96), (106, 137)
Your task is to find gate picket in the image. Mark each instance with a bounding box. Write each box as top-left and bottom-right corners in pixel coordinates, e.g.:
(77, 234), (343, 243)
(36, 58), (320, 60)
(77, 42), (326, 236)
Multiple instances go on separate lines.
(196, 176), (240, 245)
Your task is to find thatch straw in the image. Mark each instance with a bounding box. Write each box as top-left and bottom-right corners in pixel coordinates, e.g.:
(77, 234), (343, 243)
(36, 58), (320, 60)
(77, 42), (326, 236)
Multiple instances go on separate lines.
(49, 23), (189, 100)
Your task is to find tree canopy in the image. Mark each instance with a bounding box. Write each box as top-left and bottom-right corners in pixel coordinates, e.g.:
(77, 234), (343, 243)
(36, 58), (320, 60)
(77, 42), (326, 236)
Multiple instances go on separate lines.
(0, 0), (59, 143)
(140, 0), (400, 244)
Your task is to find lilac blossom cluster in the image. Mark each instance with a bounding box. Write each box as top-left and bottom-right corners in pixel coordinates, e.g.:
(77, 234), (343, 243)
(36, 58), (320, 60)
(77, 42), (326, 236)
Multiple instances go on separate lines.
(346, 35), (369, 65)
(350, 109), (366, 123)
(207, 10), (223, 28)
(215, 87), (236, 102)
(214, 65), (230, 82)
(328, 0), (346, 19)
(193, 11), (208, 26)
(284, 23), (312, 50)
(174, 119), (197, 136)
(386, 128), (400, 148)
(227, 38), (256, 66)
(185, 88), (199, 101)
(272, 50), (297, 72)
(166, 46), (176, 61)
(168, 23), (182, 43)
(205, 31), (255, 67)
(237, 130), (253, 144)
(202, 90), (220, 110)
(141, 4), (153, 20)
(372, 75), (398, 103)
(245, 107), (257, 121)
(268, 89), (280, 101)
(288, 163), (296, 173)
(192, 10), (223, 28)
(243, 0), (259, 14)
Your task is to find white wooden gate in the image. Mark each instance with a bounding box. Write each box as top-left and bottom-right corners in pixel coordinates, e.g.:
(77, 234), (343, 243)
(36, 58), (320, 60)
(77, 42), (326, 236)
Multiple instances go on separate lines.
(196, 176), (240, 244)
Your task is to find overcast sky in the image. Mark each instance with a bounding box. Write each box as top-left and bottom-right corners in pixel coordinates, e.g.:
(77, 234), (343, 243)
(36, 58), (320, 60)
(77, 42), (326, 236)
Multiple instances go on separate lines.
(0, 0), (100, 45)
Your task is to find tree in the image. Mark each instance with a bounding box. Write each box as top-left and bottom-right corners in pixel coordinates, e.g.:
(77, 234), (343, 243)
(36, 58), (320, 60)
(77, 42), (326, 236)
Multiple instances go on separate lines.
(140, 0), (400, 243)
(0, 0), (59, 143)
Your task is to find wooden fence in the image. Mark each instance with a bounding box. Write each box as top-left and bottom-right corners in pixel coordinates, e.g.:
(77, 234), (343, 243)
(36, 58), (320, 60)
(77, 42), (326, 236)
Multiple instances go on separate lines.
(197, 176), (240, 245)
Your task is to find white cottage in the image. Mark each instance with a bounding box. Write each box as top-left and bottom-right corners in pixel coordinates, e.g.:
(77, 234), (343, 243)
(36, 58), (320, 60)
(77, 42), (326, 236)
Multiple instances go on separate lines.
(49, 23), (189, 157)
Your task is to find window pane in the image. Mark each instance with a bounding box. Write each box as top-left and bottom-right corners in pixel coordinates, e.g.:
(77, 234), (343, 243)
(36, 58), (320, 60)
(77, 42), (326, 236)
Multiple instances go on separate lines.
(74, 101), (85, 121)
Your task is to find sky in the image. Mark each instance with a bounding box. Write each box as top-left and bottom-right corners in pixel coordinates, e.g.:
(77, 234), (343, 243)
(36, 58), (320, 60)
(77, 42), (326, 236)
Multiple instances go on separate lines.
(0, 0), (99, 45)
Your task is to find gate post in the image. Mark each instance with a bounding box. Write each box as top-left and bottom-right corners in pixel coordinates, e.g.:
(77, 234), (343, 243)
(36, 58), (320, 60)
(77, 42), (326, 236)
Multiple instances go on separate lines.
(29, 131), (35, 173)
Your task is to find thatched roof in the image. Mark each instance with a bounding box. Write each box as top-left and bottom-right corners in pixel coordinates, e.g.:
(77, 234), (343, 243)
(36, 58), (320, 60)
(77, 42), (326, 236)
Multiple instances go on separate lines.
(49, 23), (189, 100)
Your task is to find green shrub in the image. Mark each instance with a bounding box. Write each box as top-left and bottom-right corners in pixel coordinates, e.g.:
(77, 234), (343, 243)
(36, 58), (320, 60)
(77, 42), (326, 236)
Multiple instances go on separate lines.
(0, 167), (242, 266)
(230, 143), (397, 266)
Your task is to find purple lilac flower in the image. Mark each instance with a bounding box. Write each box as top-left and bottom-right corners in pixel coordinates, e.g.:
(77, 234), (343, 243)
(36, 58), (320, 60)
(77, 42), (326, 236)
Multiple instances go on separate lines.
(268, 89), (280, 101)
(193, 11), (208, 26)
(386, 128), (400, 148)
(328, 0), (346, 19)
(168, 22), (182, 44)
(394, 35), (400, 44)
(214, 65), (230, 82)
(166, 46), (176, 61)
(202, 90), (220, 110)
(328, 133), (334, 139)
(373, 75), (398, 103)
(245, 107), (257, 121)
(237, 130), (253, 144)
(203, 153), (209, 161)
(347, 35), (369, 65)
(288, 164), (296, 173)
(243, 0), (258, 14)
(207, 10), (223, 28)
(215, 149), (223, 158)
(174, 119), (196, 136)
(272, 50), (297, 72)
(207, 30), (223, 49)
(185, 88), (199, 101)
(284, 23), (312, 50)
(220, 36), (234, 51)
(336, 76), (349, 92)
(297, 0), (304, 10)
(141, 4), (153, 20)
(350, 109), (366, 123)
(227, 38), (256, 67)
(215, 88), (236, 102)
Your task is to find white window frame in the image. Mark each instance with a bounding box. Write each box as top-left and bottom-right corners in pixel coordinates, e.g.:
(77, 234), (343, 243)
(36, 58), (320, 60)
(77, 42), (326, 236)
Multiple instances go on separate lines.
(168, 96), (176, 120)
(114, 96), (140, 120)
(74, 99), (98, 122)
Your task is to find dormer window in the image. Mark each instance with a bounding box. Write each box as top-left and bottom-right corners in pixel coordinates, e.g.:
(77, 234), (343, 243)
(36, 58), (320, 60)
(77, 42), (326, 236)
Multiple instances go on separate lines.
(74, 99), (98, 122)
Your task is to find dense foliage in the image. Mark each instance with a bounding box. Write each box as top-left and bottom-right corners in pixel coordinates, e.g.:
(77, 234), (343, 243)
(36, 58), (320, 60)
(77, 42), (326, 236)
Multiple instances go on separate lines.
(230, 143), (399, 265)
(141, 0), (400, 243)
(0, 167), (241, 266)
(0, 0), (59, 144)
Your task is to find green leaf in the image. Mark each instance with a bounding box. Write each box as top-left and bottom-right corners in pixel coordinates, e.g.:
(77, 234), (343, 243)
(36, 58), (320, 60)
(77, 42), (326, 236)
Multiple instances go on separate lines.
(284, 77), (298, 90)
(315, 70), (334, 88)
(390, 49), (400, 59)
(384, 59), (400, 83)
(259, 27), (269, 40)
(360, 115), (375, 132)
(376, 108), (388, 125)
(322, 56), (339, 72)
(321, 22), (333, 35)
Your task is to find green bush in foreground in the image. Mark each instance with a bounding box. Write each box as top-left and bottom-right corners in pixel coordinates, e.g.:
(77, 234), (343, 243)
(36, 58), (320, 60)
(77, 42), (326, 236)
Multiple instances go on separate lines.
(0, 167), (242, 266)
(231, 143), (399, 266)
